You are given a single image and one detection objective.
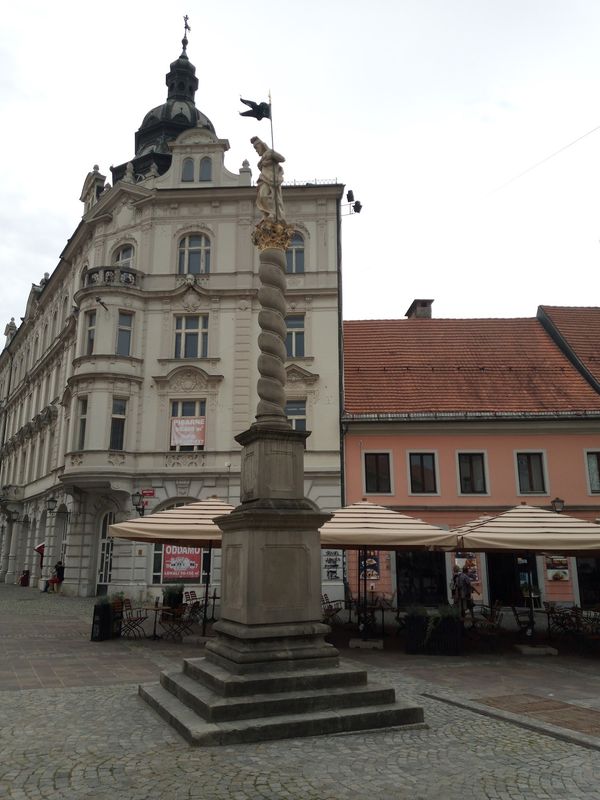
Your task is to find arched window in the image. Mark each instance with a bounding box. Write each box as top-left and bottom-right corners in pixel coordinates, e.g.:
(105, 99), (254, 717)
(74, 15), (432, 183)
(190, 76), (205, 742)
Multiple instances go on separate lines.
(113, 245), (134, 269)
(181, 158), (194, 182)
(285, 233), (305, 274)
(178, 234), (211, 275)
(199, 157), (212, 182)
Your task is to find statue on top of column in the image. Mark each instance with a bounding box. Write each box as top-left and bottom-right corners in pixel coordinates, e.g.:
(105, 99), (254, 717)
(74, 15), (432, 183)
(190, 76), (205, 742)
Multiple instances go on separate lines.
(251, 137), (286, 223)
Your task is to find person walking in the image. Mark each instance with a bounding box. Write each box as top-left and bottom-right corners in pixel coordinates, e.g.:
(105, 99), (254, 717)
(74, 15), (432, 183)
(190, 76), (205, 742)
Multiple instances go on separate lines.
(456, 564), (479, 622)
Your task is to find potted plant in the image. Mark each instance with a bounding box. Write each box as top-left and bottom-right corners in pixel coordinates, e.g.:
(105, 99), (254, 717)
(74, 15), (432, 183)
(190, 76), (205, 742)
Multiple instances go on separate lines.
(404, 605), (429, 654)
(427, 604), (463, 655)
(162, 583), (184, 610)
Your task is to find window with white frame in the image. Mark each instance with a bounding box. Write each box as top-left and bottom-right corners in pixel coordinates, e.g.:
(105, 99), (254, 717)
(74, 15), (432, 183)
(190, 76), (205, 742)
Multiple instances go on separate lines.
(174, 315), (208, 358)
(458, 452), (487, 494)
(77, 396), (88, 450)
(170, 399), (206, 451)
(285, 233), (305, 274)
(109, 398), (127, 451)
(587, 451), (600, 493)
(516, 452), (546, 493)
(285, 315), (305, 358)
(285, 399), (306, 431)
(181, 157), (194, 182)
(409, 452), (437, 493)
(364, 452), (392, 493)
(116, 311), (133, 356)
(178, 234), (211, 275)
(113, 245), (134, 269)
(199, 157), (212, 181)
(85, 310), (96, 355)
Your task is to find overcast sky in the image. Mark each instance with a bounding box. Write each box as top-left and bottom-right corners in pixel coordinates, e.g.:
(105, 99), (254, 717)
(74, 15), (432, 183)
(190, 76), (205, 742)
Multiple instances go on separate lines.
(1, 0), (599, 330)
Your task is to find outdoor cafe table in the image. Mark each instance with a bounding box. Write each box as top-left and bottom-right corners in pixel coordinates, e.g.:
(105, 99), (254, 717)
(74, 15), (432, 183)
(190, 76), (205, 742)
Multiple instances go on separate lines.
(142, 603), (173, 640)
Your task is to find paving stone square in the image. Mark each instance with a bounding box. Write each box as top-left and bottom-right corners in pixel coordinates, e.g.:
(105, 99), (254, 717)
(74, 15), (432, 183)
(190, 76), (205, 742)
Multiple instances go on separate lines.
(2, 584), (600, 799)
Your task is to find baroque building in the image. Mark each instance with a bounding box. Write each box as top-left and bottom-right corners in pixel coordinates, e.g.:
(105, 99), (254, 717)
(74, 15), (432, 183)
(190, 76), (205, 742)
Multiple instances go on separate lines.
(0, 36), (343, 597)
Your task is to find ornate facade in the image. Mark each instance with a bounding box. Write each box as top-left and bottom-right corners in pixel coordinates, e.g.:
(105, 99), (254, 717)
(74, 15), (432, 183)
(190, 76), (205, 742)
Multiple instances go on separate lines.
(0, 40), (343, 598)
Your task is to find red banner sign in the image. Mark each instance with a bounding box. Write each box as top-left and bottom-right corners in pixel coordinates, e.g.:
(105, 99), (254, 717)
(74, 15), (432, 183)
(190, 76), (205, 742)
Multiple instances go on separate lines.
(170, 417), (206, 447)
(162, 545), (202, 582)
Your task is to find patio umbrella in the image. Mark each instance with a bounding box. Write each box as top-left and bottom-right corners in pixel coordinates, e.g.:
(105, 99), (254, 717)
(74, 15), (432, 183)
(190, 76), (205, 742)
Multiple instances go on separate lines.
(109, 498), (234, 635)
(454, 504), (600, 554)
(453, 504), (600, 637)
(320, 501), (458, 637)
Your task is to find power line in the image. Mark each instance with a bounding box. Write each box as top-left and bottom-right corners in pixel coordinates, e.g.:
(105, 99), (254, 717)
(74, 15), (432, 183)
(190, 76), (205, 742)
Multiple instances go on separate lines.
(488, 123), (600, 195)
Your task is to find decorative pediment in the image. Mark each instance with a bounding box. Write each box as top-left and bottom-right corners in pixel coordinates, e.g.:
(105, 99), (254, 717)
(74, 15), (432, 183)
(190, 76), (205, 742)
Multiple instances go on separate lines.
(84, 183), (153, 223)
(285, 364), (319, 385)
(153, 366), (223, 393)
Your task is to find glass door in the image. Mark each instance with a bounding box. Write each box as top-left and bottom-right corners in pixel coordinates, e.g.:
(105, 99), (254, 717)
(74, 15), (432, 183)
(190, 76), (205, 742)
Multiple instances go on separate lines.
(96, 512), (115, 596)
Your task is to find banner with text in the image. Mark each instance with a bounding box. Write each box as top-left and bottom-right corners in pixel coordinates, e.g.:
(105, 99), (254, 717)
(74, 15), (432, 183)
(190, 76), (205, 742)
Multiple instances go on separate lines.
(170, 417), (205, 447)
(162, 544), (202, 582)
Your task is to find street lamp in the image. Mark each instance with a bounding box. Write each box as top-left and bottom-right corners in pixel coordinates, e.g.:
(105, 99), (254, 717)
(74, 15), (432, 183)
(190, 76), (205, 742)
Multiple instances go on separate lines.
(551, 497), (565, 513)
(131, 492), (145, 517)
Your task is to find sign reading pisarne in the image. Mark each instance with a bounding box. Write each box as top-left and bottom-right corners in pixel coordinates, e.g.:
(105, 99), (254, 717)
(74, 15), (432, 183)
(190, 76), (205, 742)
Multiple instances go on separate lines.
(170, 417), (206, 447)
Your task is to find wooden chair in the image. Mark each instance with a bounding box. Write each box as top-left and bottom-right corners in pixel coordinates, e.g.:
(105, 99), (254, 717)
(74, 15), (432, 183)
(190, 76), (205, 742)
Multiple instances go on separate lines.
(122, 598), (148, 639)
(321, 593), (344, 625)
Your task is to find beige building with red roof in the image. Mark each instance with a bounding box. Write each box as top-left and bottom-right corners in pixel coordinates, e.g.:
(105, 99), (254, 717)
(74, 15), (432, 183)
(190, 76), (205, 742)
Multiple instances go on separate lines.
(343, 300), (600, 610)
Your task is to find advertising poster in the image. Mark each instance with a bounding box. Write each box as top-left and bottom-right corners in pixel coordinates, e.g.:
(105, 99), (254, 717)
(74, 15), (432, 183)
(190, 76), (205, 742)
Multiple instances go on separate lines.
(170, 417), (206, 447)
(546, 554), (569, 582)
(359, 550), (380, 581)
(322, 549), (343, 582)
(454, 552), (478, 581)
(162, 544), (202, 582)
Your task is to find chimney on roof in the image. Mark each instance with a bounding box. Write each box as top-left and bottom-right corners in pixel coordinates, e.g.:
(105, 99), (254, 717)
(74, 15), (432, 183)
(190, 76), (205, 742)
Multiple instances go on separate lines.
(405, 299), (434, 319)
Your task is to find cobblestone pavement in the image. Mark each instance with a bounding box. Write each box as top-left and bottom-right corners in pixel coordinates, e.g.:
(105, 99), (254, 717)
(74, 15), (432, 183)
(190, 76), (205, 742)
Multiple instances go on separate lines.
(2, 584), (600, 799)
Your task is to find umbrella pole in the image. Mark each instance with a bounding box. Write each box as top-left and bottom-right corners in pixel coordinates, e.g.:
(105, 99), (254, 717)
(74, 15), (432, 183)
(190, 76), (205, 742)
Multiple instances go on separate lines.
(202, 541), (212, 637)
(362, 546), (368, 640)
(526, 551), (535, 639)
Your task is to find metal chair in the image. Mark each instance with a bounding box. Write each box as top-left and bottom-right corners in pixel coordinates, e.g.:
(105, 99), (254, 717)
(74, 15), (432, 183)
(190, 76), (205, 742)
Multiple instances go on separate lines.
(159, 602), (195, 641)
(321, 593), (344, 625)
(122, 598), (148, 639)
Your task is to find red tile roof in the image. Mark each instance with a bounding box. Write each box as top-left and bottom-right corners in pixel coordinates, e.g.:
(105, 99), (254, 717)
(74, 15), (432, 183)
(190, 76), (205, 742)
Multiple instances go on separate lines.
(343, 317), (600, 416)
(539, 306), (600, 386)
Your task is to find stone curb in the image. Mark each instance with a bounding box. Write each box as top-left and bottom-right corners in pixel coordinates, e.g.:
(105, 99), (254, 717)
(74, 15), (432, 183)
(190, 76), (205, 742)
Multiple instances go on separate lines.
(422, 691), (600, 753)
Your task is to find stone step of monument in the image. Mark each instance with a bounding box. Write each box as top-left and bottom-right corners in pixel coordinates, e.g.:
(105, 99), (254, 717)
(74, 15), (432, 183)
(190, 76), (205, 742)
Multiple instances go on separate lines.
(160, 668), (396, 722)
(183, 656), (368, 697)
(139, 682), (425, 747)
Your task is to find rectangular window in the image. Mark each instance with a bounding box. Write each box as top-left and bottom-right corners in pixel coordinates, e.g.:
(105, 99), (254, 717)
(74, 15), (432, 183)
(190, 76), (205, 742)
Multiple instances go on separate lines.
(409, 452), (437, 493)
(285, 399), (306, 431)
(517, 452), (546, 493)
(587, 452), (600, 493)
(285, 315), (305, 358)
(174, 315), (208, 358)
(364, 452), (391, 493)
(458, 453), (487, 494)
(170, 399), (206, 451)
(85, 311), (96, 355)
(116, 312), (133, 356)
(77, 397), (88, 450)
(109, 398), (127, 450)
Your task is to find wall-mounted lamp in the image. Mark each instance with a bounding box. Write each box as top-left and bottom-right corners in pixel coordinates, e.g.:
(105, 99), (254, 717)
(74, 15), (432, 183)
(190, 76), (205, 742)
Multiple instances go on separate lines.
(551, 497), (565, 513)
(4, 510), (26, 524)
(45, 496), (71, 519)
(131, 492), (145, 517)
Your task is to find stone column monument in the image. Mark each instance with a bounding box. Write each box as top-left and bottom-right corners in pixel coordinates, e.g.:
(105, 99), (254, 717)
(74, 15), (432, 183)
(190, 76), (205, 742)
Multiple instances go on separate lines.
(139, 139), (423, 745)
